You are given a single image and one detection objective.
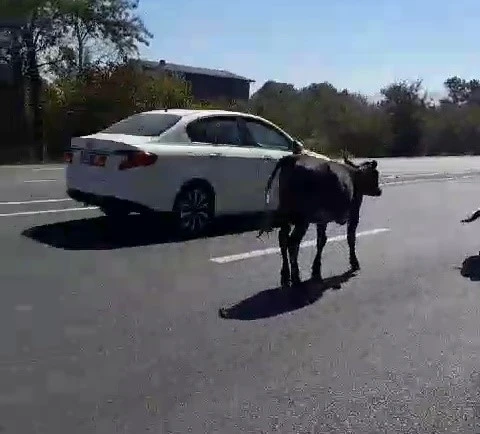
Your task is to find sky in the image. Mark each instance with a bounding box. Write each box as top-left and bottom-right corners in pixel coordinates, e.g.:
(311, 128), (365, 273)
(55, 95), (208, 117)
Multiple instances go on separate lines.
(138, 0), (480, 100)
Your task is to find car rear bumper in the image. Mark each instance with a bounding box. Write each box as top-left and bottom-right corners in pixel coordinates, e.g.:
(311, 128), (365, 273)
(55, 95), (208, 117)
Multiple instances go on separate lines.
(66, 188), (155, 214)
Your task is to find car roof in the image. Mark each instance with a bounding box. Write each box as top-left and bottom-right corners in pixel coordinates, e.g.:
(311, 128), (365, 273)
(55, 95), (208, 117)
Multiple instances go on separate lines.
(141, 108), (272, 123)
(137, 108), (296, 143)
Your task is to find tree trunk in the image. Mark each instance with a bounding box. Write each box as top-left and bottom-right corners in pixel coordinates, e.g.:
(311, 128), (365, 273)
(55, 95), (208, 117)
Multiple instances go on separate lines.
(75, 22), (84, 73)
(10, 28), (27, 145)
(23, 27), (43, 162)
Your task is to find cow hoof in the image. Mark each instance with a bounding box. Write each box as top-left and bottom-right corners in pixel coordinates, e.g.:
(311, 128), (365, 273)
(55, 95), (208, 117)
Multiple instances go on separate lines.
(281, 277), (291, 288)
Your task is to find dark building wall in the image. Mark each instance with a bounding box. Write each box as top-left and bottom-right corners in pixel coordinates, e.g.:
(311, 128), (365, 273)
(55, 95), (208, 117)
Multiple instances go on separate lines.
(0, 63), (12, 84)
(183, 73), (250, 102)
(135, 61), (252, 103)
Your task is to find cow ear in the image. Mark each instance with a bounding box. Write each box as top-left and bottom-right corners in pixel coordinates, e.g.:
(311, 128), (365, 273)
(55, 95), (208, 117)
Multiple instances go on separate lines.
(370, 160), (378, 169)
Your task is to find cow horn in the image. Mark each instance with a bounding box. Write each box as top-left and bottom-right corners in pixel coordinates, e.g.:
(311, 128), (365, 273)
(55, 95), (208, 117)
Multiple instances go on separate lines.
(341, 149), (356, 167)
(343, 156), (357, 168)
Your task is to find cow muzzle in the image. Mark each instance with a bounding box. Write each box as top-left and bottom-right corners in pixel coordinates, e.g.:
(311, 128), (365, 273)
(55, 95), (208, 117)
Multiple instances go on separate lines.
(373, 187), (382, 196)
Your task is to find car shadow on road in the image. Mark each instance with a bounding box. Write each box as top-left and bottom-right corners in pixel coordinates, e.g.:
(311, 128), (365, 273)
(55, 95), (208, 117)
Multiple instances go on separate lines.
(218, 269), (358, 321)
(459, 253), (480, 281)
(22, 213), (273, 250)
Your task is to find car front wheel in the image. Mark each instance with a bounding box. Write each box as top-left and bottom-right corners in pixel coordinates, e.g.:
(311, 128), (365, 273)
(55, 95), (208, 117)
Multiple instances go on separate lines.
(173, 184), (214, 237)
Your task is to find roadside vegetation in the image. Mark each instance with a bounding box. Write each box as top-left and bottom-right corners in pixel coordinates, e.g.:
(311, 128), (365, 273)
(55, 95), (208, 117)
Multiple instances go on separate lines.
(2, 0), (480, 163)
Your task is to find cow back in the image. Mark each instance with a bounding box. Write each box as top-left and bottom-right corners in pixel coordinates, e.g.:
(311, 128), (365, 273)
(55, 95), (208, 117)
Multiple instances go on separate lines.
(278, 155), (355, 221)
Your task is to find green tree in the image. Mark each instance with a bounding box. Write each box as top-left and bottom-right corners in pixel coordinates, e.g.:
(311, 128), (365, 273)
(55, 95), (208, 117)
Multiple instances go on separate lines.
(45, 0), (152, 78)
(443, 76), (480, 105)
(42, 63), (193, 157)
(380, 80), (426, 156)
(246, 80), (391, 157)
(0, 0), (151, 160)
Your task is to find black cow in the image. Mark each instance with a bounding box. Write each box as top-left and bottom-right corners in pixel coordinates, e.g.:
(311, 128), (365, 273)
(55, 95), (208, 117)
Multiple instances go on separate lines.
(258, 153), (382, 287)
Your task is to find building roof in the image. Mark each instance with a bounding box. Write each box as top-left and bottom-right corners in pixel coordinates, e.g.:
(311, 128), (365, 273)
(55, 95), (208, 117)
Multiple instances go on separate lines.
(136, 59), (254, 82)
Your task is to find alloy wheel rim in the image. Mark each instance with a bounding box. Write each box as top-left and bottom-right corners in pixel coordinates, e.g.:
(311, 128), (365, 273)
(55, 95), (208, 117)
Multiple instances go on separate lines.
(178, 189), (210, 232)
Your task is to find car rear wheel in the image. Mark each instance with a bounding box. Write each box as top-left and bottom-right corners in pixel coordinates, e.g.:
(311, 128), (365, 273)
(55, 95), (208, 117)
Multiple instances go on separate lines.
(173, 184), (214, 237)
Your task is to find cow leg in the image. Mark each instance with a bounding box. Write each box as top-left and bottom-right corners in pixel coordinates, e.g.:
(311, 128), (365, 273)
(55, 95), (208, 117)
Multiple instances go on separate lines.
(288, 222), (309, 286)
(347, 206), (361, 271)
(311, 223), (327, 281)
(279, 223), (291, 287)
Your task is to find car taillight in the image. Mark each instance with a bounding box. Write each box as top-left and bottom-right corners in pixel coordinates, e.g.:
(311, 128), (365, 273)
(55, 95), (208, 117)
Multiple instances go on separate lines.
(93, 154), (107, 167)
(118, 151), (157, 170)
(64, 151), (73, 163)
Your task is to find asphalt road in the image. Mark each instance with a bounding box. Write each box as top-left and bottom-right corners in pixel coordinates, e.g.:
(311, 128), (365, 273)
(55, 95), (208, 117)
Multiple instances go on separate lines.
(1, 157), (480, 433)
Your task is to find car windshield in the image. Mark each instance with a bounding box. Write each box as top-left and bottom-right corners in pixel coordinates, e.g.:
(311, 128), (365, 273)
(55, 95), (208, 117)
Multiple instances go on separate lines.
(101, 112), (182, 136)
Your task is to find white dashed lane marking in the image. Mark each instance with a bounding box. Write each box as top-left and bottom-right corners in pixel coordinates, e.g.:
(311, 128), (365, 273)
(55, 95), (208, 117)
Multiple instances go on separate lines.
(0, 207), (98, 217)
(15, 305), (33, 312)
(32, 167), (65, 172)
(210, 228), (391, 264)
(0, 199), (72, 205)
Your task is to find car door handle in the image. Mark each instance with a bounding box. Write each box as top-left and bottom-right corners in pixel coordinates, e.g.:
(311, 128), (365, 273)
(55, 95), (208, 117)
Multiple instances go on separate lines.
(262, 155), (273, 161)
(209, 152), (221, 158)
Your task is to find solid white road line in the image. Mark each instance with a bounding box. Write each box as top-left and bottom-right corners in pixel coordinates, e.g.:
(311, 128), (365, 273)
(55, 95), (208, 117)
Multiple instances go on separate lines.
(0, 198), (72, 205)
(210, 228), (391, 264)
(32, 167), (65, 172)
(0, 174), (475, 219)
(24, 179), (57, 183)
(0, 207), (98, 217)
(0, 165), (62, 169)
(382, 174), (476, 186)
(383, 172), (442, 179)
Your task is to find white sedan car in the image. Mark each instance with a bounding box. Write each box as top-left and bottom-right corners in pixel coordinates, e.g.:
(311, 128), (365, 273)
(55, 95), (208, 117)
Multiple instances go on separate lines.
(65, 109), (330, 236)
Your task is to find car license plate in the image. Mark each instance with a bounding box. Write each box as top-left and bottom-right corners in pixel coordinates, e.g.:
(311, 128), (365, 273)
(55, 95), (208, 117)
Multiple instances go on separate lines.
(81, 151), (107, 167)
(81, 150), (94, 165)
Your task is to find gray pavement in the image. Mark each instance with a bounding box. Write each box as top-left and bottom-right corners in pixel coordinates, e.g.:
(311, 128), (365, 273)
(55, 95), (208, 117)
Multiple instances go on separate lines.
(1, 158), (480, 432)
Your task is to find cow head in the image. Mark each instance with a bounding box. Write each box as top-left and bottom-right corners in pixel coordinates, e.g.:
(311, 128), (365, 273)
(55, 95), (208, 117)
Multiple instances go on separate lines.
(344, 157), (382, 197)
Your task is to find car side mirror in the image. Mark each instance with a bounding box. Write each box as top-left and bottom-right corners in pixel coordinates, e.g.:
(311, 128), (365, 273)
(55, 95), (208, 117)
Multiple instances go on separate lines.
(292, 140), (304, 154)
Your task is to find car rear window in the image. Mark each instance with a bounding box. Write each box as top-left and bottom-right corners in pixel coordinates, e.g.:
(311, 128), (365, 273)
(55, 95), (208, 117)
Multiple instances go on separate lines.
(101, 112), (182, 136)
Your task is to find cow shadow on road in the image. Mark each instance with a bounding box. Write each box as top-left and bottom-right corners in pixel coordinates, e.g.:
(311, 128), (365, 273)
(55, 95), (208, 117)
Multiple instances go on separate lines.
(218, 269), (357, 321)
(22, 213), (272, 250)
(460, 253), (480, 281)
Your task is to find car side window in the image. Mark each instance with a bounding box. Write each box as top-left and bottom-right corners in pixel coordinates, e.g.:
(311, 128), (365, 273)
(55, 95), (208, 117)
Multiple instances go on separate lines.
(244, 119), (292, 151)
(187, 118), (242, 146)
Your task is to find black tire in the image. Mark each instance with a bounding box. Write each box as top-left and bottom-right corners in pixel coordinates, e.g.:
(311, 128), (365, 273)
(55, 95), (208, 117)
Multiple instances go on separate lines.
(100, 204), (131, 218)
(173, 183), (214, 237)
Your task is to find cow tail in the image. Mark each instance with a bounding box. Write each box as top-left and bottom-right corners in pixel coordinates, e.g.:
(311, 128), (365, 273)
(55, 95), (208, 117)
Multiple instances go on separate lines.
(462, 209), (480, 223)
(265, 157), (284, 205)
(257, 157), (287, 238)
